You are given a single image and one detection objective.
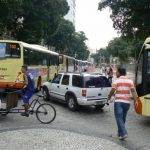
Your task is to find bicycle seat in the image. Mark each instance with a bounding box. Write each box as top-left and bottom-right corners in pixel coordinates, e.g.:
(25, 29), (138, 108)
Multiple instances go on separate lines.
(37, 93), (44, 98)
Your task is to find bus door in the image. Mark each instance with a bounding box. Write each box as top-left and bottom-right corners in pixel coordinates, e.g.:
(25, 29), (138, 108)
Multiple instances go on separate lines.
(136, 46), (150, 96)
(143, 49), (150, 95)
(136, 44), (150, 116)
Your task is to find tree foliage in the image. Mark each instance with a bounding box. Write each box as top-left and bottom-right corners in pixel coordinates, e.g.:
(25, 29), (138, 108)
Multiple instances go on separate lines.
(0, 0), (69, 43)
(97, 0), (146, 64)
(107, 37), (129, 62)
(0, 0), (90, 59)
(48, 19), (75, 53)
(70, 31), (89, 60)
(98, 0), (150, 39)
(91, 37), (143, 64)
(91, 48), (110, 64)
(47, 20), (89, 60)
(0, 0), (23, 36)
(17, 0), (69, 43)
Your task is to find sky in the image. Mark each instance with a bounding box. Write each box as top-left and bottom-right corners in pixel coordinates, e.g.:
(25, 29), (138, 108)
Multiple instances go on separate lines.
(75, 0), (118, 53)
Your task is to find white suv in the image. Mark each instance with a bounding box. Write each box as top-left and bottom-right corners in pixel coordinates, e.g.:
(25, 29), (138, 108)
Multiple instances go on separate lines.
(43, 72), (111, 111)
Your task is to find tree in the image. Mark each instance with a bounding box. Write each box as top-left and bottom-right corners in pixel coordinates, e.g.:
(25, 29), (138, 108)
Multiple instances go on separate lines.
(0, 0), (69, 43)
(91, 37), (143, 64)
(98, 0), (150, 39)
(126, 38), (143, 59)
(48, 19), (75, 53)
(48, 20), (90, 60)
(90, 53), (100, 64)
(107, 38), (129, 63)
(91, 48), (110, 64)
(69, 31), (90, 60)
(0, 0), (23, 37)
(17, 0), (69, 44)
(0, 0), (90, 60)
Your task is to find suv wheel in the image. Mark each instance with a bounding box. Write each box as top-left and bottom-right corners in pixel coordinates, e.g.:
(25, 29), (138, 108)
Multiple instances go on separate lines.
(95, 104), (105, 109)
(67, 96), (78, 111)
(42, 86), (50, 101)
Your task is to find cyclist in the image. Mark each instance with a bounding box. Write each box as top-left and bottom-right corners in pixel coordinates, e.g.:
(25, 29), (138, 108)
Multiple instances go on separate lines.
(18, 65), (35, 117)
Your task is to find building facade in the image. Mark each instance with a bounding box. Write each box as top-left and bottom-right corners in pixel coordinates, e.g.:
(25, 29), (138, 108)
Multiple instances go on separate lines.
(65, 0), (76, 26)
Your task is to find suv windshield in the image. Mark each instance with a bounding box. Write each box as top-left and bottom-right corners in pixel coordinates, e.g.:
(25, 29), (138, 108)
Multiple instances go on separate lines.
(84, 76), (111, 88)
(0, 42), (21, 59)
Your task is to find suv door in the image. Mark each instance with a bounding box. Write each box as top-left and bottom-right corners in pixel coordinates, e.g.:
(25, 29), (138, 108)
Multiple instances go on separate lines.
(59, 75), (70, 101)
(50, 74), (62, 99)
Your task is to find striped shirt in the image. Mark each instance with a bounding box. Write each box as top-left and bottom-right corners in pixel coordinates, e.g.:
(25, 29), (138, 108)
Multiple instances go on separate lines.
(112, 76), (135, 104)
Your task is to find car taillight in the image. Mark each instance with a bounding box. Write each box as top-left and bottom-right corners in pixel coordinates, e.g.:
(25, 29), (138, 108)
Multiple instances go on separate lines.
(82, 89), (86, 97)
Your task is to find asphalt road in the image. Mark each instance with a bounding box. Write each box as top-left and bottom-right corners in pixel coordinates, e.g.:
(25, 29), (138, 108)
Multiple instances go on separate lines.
(0, 71), (149, 150)
(0, 97), (150, 150)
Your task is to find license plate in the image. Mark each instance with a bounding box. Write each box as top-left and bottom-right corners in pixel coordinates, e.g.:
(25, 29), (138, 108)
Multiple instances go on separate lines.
(96, 101), (103, 105)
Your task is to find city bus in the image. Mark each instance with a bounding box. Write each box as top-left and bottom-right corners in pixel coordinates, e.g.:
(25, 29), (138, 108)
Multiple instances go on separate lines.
(0, 40), (59, 92)
(81, 60), (94, 73)
(75, 59), (83, 72)
(135, 37), (150, 116)
(59, 54), (75, 72)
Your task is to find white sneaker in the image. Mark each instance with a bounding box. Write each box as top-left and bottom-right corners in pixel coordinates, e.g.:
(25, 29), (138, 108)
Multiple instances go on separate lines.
(119, 134), (128, 140)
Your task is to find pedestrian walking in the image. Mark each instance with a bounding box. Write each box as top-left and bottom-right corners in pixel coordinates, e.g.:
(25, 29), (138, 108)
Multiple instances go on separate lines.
(107, 66), (113, 84)
(107, 66), (138, 140)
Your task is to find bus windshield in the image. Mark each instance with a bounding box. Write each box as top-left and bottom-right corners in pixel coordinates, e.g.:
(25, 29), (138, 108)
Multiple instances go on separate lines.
(0, 42), (21, 58)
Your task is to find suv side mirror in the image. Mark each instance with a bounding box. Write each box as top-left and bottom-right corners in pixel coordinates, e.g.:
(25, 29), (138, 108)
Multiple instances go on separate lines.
(49, 79), (52, 82)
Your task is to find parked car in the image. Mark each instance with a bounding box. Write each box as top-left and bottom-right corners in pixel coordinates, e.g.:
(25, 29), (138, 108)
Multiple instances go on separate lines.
(42, 72), (111, 111)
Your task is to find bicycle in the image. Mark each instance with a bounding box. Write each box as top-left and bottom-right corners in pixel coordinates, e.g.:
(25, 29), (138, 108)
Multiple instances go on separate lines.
(28, 93), (56, 124)
(0, 92), (56, 124)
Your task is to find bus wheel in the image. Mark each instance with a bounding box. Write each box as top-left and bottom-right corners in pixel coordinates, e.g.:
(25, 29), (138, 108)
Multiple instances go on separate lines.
(42, 86), (49, 101)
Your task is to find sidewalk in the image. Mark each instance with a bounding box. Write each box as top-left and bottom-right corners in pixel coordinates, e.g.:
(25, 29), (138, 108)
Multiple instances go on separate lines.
(0, 128), (128, 150)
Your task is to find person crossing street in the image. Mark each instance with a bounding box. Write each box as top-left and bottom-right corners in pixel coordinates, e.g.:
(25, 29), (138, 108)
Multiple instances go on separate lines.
(107, 66), (138, 140)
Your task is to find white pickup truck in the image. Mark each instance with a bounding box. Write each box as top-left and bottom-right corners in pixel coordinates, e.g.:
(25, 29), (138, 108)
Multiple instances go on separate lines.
(43, 72), (111, 111)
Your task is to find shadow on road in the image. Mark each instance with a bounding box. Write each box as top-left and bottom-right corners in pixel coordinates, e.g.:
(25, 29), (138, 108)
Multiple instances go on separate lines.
(47, 98), (106, 114)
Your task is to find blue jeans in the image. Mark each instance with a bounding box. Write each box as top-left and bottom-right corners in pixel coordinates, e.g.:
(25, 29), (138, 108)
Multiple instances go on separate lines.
(114, 102), (130, 137)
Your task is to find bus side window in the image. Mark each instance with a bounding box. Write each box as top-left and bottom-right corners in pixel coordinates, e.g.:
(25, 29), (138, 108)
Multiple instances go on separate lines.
(50, 55), (58, 66)
(59, 55), (63, 64)
(24, 48), (30, 65)
(47, 56), (50, 66)
(42, 53), (47, 66)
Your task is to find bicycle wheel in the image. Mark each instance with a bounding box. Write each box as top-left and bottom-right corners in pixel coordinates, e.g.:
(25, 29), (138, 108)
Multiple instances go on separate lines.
(36, 103), (56, 124)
